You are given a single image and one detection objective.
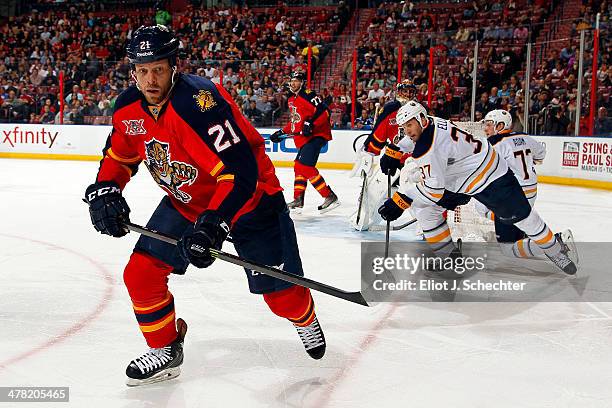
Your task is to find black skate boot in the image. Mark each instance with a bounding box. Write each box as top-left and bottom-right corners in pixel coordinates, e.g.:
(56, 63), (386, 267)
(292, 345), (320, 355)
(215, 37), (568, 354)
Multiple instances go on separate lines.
(126, 318), (188, 386)
(294, 316), (326, 360)
(547, 232), (577, 275)
(318, 190), (340, 213)
(424, 240), (465, 279)
(287, 193), (304, 213)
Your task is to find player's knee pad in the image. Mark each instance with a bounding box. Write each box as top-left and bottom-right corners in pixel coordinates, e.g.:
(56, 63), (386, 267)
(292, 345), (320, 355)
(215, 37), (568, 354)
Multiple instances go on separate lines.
(263, 285), (313, 321)
(123, 251), (173, 298)
(513, 209), (545, 235)
(294, 161), (318, 179)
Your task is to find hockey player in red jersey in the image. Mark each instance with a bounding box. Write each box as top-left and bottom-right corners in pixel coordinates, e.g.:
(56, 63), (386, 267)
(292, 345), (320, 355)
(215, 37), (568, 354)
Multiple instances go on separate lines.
(270, 71), (339, 213)
(83, 25), (326, 386)
(363, 81), (417, 177)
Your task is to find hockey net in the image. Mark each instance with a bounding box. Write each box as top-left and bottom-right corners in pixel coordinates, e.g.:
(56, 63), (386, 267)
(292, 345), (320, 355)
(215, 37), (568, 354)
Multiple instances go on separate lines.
(446, 121), (496, 242)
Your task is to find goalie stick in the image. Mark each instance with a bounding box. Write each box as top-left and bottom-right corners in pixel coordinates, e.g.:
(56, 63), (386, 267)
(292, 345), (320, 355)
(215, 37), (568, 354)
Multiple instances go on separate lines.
(355, 169), (367, 225)
(123, 221), (369, 307)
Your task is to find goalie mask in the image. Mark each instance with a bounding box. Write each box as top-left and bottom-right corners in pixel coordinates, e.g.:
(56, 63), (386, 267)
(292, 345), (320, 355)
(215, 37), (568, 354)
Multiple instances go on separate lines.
(483, 109), (512, 136)
(396, 80), (417, 105)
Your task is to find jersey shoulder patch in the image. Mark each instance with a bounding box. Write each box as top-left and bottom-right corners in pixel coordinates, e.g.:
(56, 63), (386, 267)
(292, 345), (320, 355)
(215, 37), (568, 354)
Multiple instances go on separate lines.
(171, 74), (226, 119)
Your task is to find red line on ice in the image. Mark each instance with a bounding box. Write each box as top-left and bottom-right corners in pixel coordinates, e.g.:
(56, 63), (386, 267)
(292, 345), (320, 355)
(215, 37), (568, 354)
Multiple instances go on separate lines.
(0, 234), (115, 370)
(314, 303), (399, 407)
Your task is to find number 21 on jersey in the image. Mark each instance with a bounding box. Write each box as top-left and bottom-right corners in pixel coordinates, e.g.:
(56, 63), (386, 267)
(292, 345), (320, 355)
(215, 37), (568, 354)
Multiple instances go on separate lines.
(209, 120), (240, 152)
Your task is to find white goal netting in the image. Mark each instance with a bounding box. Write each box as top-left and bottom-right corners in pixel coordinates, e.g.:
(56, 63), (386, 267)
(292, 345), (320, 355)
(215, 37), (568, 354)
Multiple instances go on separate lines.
(446, 121), (496, 242)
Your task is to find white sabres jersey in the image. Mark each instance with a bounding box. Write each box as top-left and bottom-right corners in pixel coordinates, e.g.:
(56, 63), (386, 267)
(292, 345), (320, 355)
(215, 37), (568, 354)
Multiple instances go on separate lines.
(397, 116), (508, 207)
(487, 131), (546, 202)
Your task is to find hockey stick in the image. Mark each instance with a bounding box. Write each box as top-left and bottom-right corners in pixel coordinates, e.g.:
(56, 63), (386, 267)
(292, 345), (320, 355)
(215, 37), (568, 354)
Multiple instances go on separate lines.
(123, 221), (369, 307)
(263, 133), (295, 141)
(384, 173), (391, 258)
(367, 218), (417, 231)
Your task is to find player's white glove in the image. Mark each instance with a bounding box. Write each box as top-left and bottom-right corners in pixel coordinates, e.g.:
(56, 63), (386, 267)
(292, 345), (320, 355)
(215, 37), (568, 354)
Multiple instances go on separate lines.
(400, 158), (422, 185)
(349, 147), (375, 178)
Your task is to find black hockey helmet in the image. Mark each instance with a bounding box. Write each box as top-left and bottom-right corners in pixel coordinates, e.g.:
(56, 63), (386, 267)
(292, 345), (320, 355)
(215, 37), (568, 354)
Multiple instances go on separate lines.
(127, 25), (179, 66)
(290, 71), (306, 82)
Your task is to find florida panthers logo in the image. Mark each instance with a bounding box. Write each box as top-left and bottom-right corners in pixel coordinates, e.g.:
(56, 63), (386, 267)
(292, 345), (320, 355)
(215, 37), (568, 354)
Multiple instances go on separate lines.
(143, 139), (198, 203)
(289, 104), (301, 133)
(193, 90), (217, 112)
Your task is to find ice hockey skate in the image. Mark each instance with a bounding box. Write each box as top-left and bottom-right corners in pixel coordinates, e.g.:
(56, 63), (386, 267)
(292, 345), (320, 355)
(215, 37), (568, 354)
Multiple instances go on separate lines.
(424, 240), (465, 280)
(287, 193), (304, 214)
(125, 318), (188, 386)
(547, 231), (578, 275)
(294, 316), (326, 359)
(318, 191), (340, 214)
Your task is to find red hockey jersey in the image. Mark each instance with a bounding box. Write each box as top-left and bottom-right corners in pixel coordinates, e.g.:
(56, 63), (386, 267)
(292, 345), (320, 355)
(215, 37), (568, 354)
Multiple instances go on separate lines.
(96, 74), (282, 225)
(282, 89), (332, 148)
(364, 100), (411, 162)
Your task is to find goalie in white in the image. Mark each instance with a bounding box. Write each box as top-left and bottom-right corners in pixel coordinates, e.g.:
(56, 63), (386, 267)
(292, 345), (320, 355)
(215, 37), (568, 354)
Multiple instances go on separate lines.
(377, 101), (578, 276)
(475, 109), (578, 263)
(348, 82), (419, 231)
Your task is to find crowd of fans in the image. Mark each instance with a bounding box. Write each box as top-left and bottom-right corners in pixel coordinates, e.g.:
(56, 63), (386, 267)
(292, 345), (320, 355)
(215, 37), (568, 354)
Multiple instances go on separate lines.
(0, 0), (351, 127)
(330, 0), (611, 135)
(0, 0), (610, 135)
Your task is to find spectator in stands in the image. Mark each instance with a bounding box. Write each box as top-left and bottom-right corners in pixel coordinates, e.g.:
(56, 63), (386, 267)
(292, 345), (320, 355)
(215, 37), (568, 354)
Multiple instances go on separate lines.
(39, 105), (55, 124)
(244, 100), (264, 126)
(354, 108), (374, 130)
(82, 96), (102, 117)
(328, 96), (347, 129)
(475, 92), (492, 116)
(595, 107), (612, 135)
(367, 82), (385, 101)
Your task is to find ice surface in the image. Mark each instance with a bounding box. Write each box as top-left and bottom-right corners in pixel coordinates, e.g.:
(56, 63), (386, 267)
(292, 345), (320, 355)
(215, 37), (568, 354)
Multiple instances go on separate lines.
(1, 159), (612, 407)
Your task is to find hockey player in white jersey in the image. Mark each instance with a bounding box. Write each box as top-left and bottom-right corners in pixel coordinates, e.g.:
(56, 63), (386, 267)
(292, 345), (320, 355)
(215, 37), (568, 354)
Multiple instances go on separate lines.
(478, 109), (578, 263)
(377, 101), (577, 275)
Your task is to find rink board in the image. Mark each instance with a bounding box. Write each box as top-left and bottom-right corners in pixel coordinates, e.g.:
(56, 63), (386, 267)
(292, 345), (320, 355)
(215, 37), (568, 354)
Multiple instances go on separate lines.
(1, 123), (611, 189)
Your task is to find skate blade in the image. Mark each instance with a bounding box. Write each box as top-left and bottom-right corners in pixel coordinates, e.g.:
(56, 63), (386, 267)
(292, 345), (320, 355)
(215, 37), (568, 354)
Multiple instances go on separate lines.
(126, 367), (181, 387)
(318, 201), (340, 214)
(289, 207), (303, 215)
(561, 229), (579, 266)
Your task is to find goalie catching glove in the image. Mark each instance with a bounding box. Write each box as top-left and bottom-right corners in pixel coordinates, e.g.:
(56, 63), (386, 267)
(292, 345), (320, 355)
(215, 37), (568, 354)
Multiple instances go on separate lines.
(178, 210), (230, 268)
(378, 192), (412, 221)
(84, 181), (131, 237)
(380, 144), (403, 176)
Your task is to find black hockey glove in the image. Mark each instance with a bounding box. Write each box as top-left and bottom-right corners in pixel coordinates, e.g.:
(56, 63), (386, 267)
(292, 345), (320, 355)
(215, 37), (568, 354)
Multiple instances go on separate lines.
(270, 129), (284, 143)
(178, 210), (230, 269)
(302, 121), (313, 137)
(378, 192), (412, 222)
(84, 181), (130, 237)
(436, 190), (471, 211)
(380, 144), (403, 176)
